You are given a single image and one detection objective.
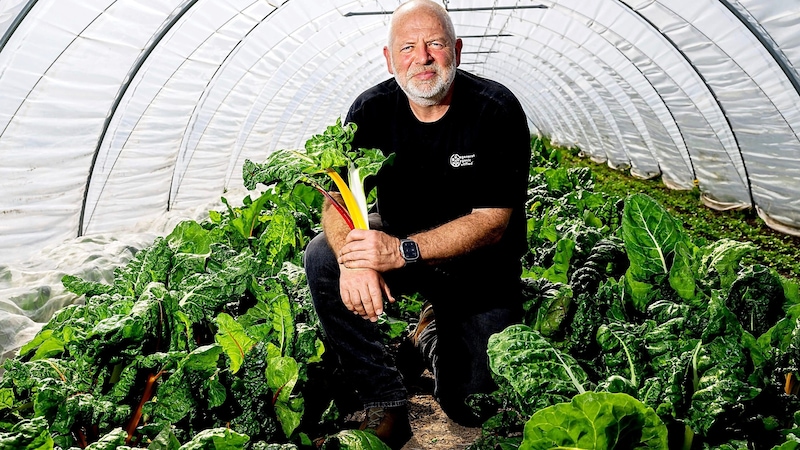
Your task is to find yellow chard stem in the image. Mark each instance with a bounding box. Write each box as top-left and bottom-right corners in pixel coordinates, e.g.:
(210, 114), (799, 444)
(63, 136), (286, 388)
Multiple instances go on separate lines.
(325, 169), (368, 229)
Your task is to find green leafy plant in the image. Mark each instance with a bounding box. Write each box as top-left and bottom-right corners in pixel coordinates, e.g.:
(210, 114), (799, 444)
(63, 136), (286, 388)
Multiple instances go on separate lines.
(0, 122), (389, 449)
(242, 118), (390, 230)
(475, 182), (800, 450)
(519, 391), (669, 450)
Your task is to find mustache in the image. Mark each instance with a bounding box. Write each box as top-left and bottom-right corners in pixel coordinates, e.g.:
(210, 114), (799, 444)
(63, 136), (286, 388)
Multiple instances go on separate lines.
(406, 63), (440, 80)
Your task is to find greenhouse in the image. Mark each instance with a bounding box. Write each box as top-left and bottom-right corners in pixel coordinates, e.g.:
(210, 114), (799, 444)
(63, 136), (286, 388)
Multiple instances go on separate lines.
(1, 0), (800, 449)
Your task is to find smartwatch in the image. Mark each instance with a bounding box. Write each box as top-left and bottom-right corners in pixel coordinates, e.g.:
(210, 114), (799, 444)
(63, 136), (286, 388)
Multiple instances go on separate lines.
(399, 238), (420, 264)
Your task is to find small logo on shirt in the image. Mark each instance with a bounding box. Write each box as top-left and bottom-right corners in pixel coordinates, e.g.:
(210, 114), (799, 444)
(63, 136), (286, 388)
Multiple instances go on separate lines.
(449, 153), (476, 168)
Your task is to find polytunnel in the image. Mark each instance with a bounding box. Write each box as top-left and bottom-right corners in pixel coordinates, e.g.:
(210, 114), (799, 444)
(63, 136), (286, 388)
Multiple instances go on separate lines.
(2, 0), (800, 447)
(2, 0), (800, 355)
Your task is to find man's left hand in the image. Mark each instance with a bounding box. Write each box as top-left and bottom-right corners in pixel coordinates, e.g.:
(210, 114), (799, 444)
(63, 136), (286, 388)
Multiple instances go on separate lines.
(337, 229), (404, 272)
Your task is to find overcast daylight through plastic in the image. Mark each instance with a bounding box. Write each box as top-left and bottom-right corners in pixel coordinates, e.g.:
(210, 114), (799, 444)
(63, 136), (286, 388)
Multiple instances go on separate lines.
(1, 0), (799, 354)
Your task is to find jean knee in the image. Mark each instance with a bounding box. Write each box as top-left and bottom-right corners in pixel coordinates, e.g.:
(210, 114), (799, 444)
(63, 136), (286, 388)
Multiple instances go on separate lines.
(304, 233), (342, 307)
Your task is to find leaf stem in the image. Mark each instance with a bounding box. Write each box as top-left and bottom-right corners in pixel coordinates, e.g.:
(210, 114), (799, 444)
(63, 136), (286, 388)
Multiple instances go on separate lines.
(325, 169), (368, 229)
(125, 369), (165, 444)
(313, 186), (354, 230)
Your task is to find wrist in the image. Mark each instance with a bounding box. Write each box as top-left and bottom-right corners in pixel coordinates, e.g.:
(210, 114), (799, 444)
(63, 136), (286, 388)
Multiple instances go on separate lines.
(398, 238), (421, 266)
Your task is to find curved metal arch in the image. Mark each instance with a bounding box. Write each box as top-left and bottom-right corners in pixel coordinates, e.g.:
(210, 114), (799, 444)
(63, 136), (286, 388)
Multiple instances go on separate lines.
(617, 0), (754, 207)
(544, 2), (695, 179)
(477, 6), (672, 172)
(485, 46), (603, 150)
(168, 1), (314, 210)
(79, 0), (202, 236)
(512, 23), (640, 166)
(85, 4), (266, 227)
(167, 4), (284, 210)
(462, 9), (680, 165)
(479, 59), (589, 146)
(0, 0), (38, 53)
(719, 0), (800, 104)
(217, 15), (388, 192)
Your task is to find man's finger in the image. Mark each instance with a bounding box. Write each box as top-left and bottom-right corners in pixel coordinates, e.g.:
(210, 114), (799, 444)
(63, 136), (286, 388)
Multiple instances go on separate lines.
(368, 283), (385, 316)
(340, 288), (354, 311)
(381, 280), (395, 304)
(359, 288), (376, 320)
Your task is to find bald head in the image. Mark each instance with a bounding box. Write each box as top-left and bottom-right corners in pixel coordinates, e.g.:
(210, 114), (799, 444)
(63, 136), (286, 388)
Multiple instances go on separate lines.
(388, 0), (456, 49)
(382, 0), (462, 109)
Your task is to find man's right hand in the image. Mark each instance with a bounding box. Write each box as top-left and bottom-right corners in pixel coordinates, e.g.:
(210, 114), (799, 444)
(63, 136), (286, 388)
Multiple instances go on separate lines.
(339, 265), (395, 322)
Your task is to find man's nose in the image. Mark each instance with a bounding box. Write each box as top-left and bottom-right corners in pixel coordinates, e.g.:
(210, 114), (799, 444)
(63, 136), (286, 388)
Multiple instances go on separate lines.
(413, 45), (433, 64)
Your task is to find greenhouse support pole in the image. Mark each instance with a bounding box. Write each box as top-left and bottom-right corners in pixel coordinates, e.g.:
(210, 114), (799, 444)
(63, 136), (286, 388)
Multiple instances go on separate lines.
(0, 0), (39, 54)
(619, 0), (755, 208)
(78, 0), (201, 237)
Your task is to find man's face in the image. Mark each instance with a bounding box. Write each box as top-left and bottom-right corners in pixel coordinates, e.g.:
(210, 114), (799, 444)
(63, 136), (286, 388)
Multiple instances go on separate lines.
(384, 10), (462, 106)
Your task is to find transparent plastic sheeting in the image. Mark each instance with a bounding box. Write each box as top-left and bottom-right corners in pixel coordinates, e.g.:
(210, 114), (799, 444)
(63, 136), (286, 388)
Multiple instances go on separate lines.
(0, 0), (799, 353)
(0, 192), (236, 360)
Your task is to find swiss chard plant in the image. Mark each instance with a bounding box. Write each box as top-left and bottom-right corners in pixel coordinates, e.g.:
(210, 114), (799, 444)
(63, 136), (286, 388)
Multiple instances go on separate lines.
(471, 151), (800, 450)
(0, 121), (399, 449)
(242, 118), (391, 230)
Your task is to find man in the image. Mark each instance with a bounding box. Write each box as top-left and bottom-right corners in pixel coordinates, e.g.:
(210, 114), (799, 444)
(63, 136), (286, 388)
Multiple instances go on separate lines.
(303, 0), (531, 447)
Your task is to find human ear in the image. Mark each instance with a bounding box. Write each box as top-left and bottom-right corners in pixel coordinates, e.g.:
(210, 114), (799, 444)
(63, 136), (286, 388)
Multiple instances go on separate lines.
(383, 46), (394, 74)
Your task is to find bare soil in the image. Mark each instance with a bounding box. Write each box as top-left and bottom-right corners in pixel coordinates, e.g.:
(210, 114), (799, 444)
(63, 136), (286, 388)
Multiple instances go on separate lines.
(343, 370), (482, 450)
(401, 371), (481, 450)
(403, 391), (481, 450)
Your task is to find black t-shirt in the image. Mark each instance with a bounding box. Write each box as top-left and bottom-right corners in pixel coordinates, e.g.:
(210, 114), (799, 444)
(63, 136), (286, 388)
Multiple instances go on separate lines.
(345, 69), (531, 280)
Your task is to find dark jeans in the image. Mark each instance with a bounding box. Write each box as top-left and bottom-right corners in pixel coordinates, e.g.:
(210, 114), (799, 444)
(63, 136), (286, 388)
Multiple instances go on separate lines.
(303, 230), (522, 426)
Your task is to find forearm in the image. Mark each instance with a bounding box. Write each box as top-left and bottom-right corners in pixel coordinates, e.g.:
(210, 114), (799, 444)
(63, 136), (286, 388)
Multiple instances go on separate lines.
(410, 208), (512, 264)
(321, 192), (351, 253)
(335, 206), (512, 271)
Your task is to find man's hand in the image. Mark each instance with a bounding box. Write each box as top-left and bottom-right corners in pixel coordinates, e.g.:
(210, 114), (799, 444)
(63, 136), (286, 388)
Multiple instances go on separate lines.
(337, 229), (405, 272)
(339, 265), (395, 321)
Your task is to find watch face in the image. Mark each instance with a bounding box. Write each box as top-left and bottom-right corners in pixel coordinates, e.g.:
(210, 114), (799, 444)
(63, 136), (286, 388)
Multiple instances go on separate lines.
(402, 240), (419, 260)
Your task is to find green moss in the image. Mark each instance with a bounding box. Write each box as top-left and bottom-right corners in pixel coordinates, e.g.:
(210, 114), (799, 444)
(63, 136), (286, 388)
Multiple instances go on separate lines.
(545, 141), (800, 283)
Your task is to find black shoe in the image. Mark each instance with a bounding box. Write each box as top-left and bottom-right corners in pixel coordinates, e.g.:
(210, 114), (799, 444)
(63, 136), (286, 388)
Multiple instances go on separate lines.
(359, 405), (412, 449)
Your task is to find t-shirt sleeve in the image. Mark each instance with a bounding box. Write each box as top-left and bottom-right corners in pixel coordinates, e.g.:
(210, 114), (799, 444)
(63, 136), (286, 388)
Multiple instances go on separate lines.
(471, 92), (531, 209)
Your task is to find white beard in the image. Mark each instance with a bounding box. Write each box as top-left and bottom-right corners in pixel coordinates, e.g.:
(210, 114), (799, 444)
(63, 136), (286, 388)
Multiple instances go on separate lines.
(395, 61), (457, 106)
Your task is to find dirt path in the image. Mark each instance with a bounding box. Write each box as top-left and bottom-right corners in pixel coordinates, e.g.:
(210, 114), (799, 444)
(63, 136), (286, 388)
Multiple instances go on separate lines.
(399, 371), (481, 450)
(403, 392), (481, 450)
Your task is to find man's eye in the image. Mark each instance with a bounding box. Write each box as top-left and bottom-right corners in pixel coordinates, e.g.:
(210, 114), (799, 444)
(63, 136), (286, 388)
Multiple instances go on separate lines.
(429, 42), (444, 49)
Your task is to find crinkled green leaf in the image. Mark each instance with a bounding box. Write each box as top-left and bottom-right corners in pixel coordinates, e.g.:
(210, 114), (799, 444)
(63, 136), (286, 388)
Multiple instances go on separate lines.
(177, 248), (255, 322)
(178, 427), (249, 450)
(267, 355), (302, 437)
(520, 392), (669, 450)
(89, 282), (171, 355)
(61, 274), (114, 298)
(242, 150), (316, 191)
(323, 429), (391, 449)
(688, 294), (762, 436)
(0, 416), (54, 450)
(257, 204), (300, 276)
(488, 324), (588, 415)
(622, 193), (690, 280)
(271, 293), (294, 356)
(215, 313), (255, 374)
(113, 237), (173, 298)
(85, 427), (127, 450)
(19, 329), (64, 361)
(669, 241), (696, 301)
(532, 282), (573, 338)
(147, 426), (181, 450)
(624, 271), (656, 312)
(541, 238), (574, 284)
(726, 265), (788, 337)
(698, 238), (756, 289)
